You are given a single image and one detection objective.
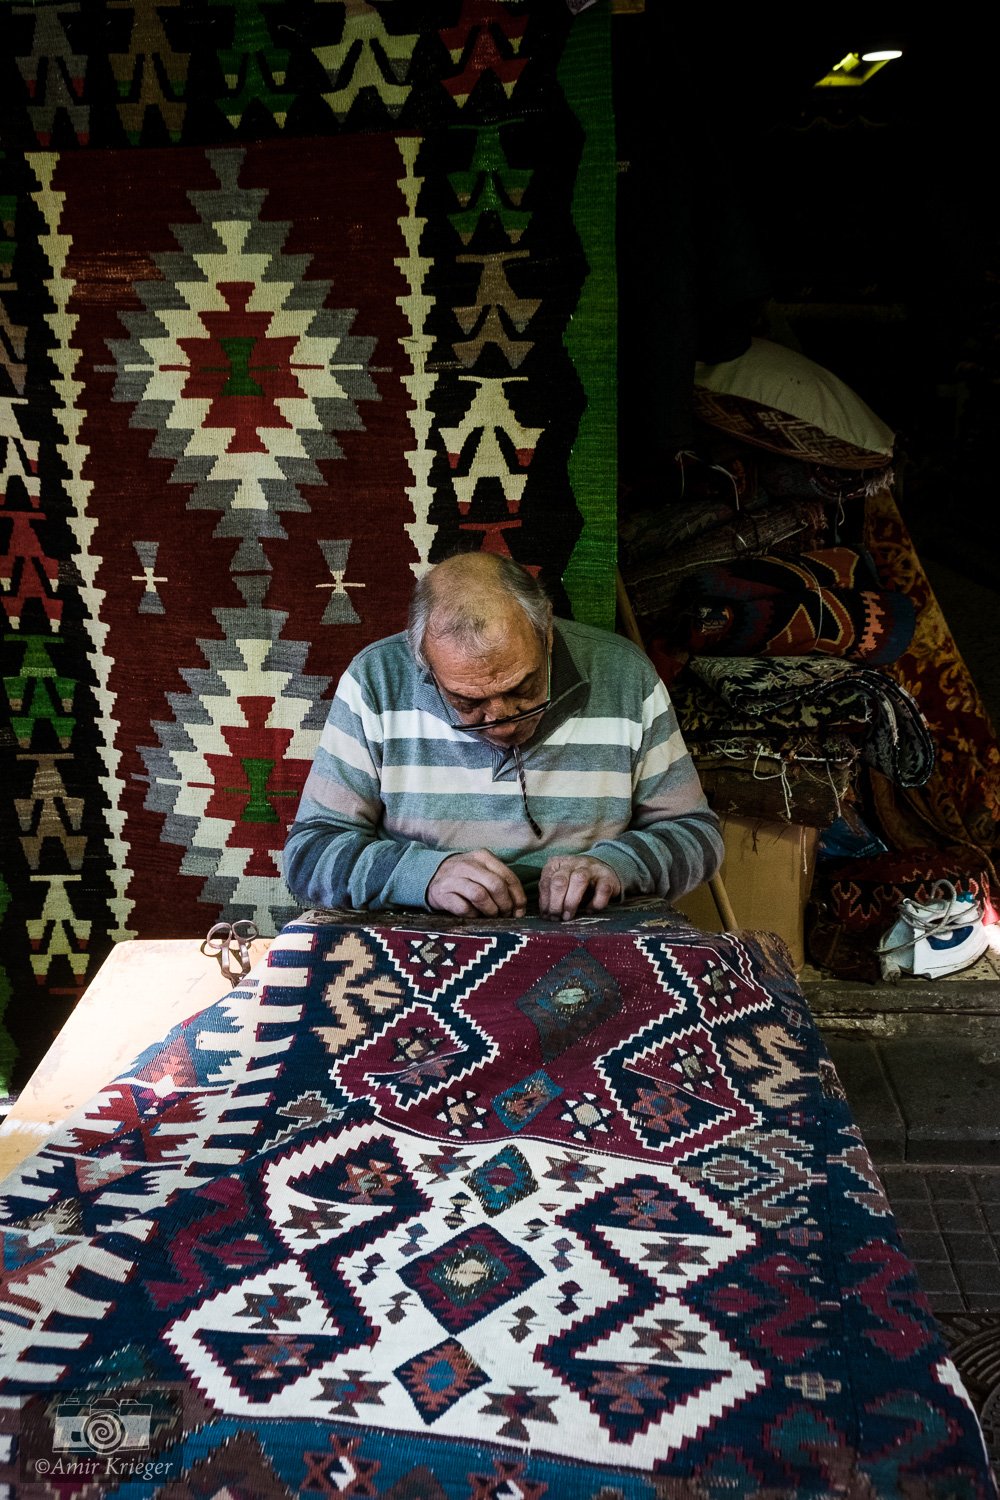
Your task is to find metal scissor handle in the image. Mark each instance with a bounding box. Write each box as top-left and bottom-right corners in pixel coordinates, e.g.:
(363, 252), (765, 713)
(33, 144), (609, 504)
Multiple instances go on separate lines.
(203, 919), (259, 981)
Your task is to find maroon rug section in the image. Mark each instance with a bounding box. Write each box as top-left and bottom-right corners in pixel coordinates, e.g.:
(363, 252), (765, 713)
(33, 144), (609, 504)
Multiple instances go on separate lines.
(53, 137), (417, 938)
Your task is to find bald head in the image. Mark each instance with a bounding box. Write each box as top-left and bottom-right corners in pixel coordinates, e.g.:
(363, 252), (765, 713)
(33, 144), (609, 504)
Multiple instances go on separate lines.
(407, 553), (553, 670)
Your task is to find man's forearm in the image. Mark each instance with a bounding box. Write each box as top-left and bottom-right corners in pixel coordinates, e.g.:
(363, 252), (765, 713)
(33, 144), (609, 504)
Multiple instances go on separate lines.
(283, 815), (450, 911)
(587, 806), (724, 902)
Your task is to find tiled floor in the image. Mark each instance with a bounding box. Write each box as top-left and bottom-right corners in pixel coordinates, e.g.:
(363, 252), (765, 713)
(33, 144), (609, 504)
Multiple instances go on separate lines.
(878, 1166), (1000, 1315)
(877, 1167), (1000, 1472)
(823, 1029), (1000, 1164)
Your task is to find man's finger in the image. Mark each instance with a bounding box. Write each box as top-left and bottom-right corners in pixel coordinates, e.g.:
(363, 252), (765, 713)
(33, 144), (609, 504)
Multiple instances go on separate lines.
(539, 864), (571, 917)
(429, 853), (526, 916)
(466, 851), (527, 912)
(539, 866), (570, 918)
(585, 870), (618, 912)
(448, 873), (512, 916)
(463, 883), (503, 916)
(460, 873), (526, 917)
(459, 869), (518, 915)
(540, 856), (621, 920)
(433, 890), (475, 917)
(557, 868), (593, 922)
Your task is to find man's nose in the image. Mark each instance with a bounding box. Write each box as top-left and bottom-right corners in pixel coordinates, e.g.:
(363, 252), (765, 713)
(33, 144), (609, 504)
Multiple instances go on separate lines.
(473, 696), (515, 723)
(483, 720), (519, 741)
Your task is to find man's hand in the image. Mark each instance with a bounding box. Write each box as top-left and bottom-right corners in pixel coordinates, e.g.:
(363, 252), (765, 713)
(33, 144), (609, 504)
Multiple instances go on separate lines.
(427, 850), (527, 917)
(539, 855), (621, 922)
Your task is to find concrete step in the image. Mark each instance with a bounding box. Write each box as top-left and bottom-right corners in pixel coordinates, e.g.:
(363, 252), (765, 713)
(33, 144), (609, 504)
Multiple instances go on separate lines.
(801, 947), (1000, 1039)
(803, 949), (1000, 1163)
(822, 1031), (1000, 1164)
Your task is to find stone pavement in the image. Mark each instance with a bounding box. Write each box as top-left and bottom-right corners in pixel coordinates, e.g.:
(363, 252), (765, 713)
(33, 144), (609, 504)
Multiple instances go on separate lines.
(803, 947), (1000, 1469)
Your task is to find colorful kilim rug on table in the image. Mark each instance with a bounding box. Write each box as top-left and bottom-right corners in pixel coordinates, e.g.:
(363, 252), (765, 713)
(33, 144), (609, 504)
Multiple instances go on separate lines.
(0, 2), (617, 1098)
(0, 907), (995, 1497)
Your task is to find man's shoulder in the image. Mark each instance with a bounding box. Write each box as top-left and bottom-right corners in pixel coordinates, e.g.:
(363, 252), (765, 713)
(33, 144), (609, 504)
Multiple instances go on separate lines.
(556, 618), (658, 681)
(342, 632), (418, 697)
(348, 631), (410, 671)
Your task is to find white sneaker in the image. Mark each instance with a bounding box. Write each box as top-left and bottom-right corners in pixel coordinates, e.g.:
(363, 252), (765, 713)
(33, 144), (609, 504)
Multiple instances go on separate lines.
(877, 882), (991, 981)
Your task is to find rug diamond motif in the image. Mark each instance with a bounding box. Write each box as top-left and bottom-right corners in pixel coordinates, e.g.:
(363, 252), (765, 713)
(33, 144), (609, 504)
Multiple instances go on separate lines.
(395, 1337), (489, 1424)
(464, 1144), (538, 1217)
(517, 946), (622, 1062)
(194, 1326), (344, 1400)
(138, 574), (331, 929)
(599, 1021), (759, 1158)
(399, 1223), (543, 1334)
(108, 147), (379, 555)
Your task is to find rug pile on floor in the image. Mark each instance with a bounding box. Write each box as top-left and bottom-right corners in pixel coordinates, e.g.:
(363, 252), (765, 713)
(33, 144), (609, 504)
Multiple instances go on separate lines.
(0, 907), (994, 1497)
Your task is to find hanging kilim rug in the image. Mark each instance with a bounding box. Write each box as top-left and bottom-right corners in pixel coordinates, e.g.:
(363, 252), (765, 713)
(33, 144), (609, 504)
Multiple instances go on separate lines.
(0, 2), (617, 1097)
(0, 908), (995, 1497)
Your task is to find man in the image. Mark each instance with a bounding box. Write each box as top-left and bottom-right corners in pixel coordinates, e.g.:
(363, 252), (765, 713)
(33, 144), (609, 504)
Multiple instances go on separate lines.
(283, 552), (722, 921)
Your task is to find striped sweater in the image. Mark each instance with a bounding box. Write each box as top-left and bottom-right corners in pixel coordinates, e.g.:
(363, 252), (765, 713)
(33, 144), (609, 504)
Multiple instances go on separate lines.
(283, 619), (722, 911)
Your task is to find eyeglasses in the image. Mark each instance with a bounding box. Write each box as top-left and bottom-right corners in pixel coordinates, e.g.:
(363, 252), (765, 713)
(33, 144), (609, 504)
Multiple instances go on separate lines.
(435, 653), (551, 733)
(450, 698), (551, 732)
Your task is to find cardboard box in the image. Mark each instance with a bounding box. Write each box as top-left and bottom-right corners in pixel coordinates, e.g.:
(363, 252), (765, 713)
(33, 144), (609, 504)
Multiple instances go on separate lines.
(674, 815), (819, 973)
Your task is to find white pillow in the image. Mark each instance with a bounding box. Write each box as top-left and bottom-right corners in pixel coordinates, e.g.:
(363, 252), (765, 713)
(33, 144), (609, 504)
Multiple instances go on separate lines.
(695, 337), (895, 459)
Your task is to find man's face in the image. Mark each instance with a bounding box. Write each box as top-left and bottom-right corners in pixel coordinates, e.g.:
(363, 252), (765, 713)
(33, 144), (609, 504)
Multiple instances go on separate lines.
(426, 614), (551, 748)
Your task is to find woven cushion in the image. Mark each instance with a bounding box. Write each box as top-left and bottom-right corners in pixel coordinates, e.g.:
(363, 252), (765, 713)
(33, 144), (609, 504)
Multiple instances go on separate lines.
(694, 338), (895, 468)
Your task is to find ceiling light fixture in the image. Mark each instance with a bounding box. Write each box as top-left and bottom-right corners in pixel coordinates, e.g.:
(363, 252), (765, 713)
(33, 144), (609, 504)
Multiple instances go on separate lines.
(814, 48), (902, 87)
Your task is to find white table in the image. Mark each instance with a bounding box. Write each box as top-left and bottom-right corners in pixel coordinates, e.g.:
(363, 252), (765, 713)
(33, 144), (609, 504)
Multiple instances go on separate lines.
(0, 937), (271, 1186)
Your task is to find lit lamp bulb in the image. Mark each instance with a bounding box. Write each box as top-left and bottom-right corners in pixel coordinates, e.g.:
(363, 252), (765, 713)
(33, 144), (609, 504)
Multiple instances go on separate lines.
(815, 47), (903, 87)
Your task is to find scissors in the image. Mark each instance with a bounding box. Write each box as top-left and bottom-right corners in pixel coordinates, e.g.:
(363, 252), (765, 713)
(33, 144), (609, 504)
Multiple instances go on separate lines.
(202, 919), (259, 981)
